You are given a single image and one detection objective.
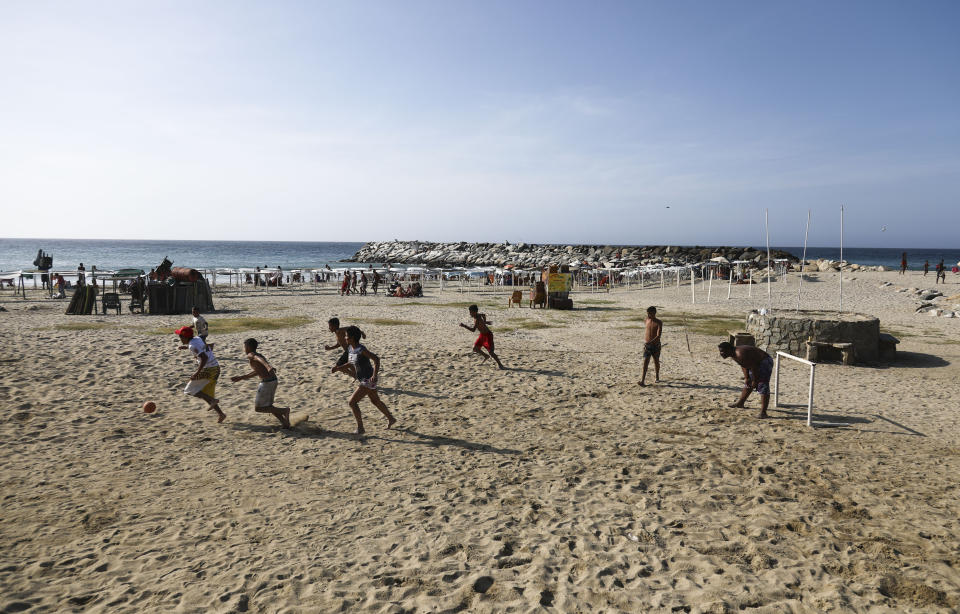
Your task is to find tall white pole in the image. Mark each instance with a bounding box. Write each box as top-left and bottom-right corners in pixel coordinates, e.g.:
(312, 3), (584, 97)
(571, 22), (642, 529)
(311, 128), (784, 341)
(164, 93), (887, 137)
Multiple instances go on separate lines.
(797, 209), (810, 312)
(765, 208), (772, 312)
(748, 269), (753, 298)
(727, 265), (733, 299)
(691, 267), (696, 304)
(839, 205), (844, 313)
(708, 268), (713, 302)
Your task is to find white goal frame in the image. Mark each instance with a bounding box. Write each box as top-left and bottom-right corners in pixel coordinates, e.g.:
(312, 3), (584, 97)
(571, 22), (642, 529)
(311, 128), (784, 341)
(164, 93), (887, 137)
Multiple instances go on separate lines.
(773, 351), (815, 427)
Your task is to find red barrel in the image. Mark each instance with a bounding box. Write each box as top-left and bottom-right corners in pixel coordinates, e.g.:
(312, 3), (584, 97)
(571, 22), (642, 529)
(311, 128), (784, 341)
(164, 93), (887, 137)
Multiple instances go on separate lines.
(170, 267), (201, 282)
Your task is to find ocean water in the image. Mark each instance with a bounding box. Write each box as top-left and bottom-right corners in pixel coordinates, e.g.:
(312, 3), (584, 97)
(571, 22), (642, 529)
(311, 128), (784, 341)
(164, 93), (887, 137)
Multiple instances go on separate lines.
(775, 246), (960, 270)
(0, 239), (364, 272)
(1, 238), (957, 273)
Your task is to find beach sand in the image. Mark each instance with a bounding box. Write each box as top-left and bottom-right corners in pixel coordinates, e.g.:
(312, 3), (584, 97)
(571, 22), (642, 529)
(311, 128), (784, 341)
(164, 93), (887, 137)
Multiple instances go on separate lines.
(1, 270), (959, 612)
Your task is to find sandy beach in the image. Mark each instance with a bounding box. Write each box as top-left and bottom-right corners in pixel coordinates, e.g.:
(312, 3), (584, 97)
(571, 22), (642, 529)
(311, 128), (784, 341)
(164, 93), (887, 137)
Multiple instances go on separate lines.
(2, 269), (959, 613)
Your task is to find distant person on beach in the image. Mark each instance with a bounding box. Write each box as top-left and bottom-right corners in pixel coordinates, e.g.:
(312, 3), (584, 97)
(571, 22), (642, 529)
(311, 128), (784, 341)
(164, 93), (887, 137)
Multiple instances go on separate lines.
(326, 317), (366, 370)
(359, 272), (368, 295)
(718, 342), (772, 419)
(192, 307), (209, 345)
(639, 306), (662, 387)
(923, 260), (930, 276)
(936, 259), (946, 284)
(176, 326), (226, 423)
(330, 326), (396, 435)
(231, 338), (291, 429)
(340, 271), (350, 296)
(460, 305), (504, 369)
(77, 263), (85, 286)
(900, 252), (907, 275)
(350, 271), (358, 294)
(372, 270), (380, 295)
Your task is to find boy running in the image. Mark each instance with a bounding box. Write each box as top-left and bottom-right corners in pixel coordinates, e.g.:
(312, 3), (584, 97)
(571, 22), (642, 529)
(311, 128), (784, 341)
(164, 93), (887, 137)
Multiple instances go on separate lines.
(326, 318), (366, 370)
(639, 306), (662, 386)
(330, 326), (396, 435)
(231, 338), (291, 428)
(176, 326), (226, 423)
(460, 305), (504, 369)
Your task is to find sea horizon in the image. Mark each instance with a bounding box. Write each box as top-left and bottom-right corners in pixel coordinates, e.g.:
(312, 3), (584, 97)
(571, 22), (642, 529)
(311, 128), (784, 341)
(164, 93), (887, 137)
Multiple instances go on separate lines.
(1, 237), (958, 272)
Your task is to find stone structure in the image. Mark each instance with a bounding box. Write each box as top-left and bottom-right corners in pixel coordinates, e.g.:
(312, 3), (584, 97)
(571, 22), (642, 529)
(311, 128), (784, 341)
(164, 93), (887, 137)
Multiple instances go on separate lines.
(746, 310), (881, 363)
(347, 241), (798, 269)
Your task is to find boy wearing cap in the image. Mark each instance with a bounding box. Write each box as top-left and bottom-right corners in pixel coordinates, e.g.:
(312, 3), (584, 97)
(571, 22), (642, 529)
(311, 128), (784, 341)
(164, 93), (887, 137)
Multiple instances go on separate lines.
(176, 326), (226, 423)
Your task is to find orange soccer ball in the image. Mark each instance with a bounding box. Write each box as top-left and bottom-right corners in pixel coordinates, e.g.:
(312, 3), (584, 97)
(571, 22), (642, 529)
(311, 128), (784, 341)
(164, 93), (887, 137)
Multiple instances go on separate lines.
(143, 401), (157, 414)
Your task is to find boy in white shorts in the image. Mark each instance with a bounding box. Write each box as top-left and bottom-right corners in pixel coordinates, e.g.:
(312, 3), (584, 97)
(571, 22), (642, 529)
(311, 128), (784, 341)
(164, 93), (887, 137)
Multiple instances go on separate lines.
(231, 338), (291, 428)
(176, 326), (226, 423)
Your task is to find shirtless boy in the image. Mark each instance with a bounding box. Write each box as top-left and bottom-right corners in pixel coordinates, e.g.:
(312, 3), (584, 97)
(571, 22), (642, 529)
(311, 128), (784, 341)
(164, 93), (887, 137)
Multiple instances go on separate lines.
(718, 341), (773, 419)
(231, 338), (291, 428)
(176, 326), (226, 423)
(460, 305), (504, 369)
(326, 318), (365, 370)
(639, 306), (662, 386)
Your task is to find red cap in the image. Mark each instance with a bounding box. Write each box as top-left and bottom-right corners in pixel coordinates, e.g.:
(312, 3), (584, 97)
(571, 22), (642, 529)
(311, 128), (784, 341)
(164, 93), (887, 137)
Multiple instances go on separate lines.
(175, 326), (194, 339)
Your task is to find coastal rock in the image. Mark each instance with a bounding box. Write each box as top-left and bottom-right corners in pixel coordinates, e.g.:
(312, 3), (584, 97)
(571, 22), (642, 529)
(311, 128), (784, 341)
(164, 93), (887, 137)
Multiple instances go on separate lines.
(346, 241), (800, 269)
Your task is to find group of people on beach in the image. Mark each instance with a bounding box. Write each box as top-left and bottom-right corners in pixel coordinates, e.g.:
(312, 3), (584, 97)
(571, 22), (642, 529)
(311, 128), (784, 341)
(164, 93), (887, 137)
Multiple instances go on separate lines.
(174, 304), (505, 434)
(339, 270), (380, 296)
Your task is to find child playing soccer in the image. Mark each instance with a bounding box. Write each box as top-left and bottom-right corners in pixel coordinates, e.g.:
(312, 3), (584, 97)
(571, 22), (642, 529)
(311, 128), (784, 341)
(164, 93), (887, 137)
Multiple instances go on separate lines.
(460, 304), (504, 369)
(176, 326), (226, 423)
(230, 338), (291, 428)
(330, 326), (396, 436)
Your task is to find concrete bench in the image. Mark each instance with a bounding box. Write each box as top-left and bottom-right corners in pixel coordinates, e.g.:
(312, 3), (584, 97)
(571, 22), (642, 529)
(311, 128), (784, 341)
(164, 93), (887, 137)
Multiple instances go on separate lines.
(728, 331), (755, 347)
(878, 333), (900, 362)
(806, 340), (855, 365)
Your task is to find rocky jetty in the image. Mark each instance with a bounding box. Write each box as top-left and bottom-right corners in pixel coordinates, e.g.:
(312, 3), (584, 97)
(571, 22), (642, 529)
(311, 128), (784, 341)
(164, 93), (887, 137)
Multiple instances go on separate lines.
(347, 241), (799, 269)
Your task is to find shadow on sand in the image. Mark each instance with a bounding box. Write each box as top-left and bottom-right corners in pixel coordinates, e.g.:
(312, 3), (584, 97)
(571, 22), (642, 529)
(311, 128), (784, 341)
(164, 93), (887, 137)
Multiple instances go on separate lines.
(505, 367), (566, 377)
(230, 422), (524, 454)
(379, 387), (448, 400)
(659, 380), (742, 392)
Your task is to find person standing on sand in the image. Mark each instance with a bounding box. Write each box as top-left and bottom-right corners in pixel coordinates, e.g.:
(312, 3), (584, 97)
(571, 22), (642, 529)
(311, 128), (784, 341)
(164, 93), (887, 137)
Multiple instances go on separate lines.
(192, 307), (210, 346)
(372, 270), (381, 295)
(718, 342), (772, 419)
(351, 271), (358, 294)
(936, 259), (946, 284)
(639, 306), (662, 387)
(340, 271), (350, 295)
(176, 326), (226, 423)
(923, 260), (930, 277)
(460, 305), (504, 369)
(331, 326), (396, 436)
(231, 338), (291, 429)
(359, 272), (368, 296)
(900, 252), (907, 275)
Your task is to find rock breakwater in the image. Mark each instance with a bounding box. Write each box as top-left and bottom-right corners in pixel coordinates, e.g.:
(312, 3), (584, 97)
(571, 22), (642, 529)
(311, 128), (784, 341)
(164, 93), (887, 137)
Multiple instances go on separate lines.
(347, 241), (799, 268)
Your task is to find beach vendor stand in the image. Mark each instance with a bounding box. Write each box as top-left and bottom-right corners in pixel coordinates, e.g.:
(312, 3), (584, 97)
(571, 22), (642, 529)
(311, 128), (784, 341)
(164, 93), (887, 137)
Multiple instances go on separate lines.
(544, 265), (573, 309)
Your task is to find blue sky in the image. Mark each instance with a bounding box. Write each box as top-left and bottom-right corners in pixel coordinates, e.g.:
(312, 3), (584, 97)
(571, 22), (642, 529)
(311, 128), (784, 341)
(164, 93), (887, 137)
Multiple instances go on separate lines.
(1, 1), (957, 246)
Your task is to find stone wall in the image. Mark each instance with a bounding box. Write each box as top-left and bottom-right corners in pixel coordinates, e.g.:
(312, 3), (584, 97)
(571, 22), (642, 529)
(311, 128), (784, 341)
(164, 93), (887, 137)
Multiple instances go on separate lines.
(347, 241), (798, 269)
(746, 310), (880, 363)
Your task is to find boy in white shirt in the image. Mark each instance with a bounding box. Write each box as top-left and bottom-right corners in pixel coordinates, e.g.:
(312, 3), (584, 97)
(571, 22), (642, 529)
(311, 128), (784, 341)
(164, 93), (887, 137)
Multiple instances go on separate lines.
(176, 326), (226, 423)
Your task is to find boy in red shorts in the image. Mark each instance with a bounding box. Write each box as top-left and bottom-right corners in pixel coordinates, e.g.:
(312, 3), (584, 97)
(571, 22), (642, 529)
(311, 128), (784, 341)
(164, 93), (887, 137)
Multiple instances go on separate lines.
(460, 304), (504, 369)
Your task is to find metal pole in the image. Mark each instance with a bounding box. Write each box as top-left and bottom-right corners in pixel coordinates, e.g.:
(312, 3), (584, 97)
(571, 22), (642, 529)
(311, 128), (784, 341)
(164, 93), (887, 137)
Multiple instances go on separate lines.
(797, 209), (810, 312)
(748, 269), (752, 298)
(839, 205), (844, 313)
(774, 353), (780, 408)
(807, 364), (816, 427)
(765, 208), (772, 312)
(690, 268), (695, 304)
(727, 266), (733, 300)
(708, 268), (713, 302)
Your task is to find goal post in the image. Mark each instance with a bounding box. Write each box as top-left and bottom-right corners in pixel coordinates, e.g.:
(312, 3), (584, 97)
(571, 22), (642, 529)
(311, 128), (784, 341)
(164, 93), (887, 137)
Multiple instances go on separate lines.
(774, 351), (815, 427)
